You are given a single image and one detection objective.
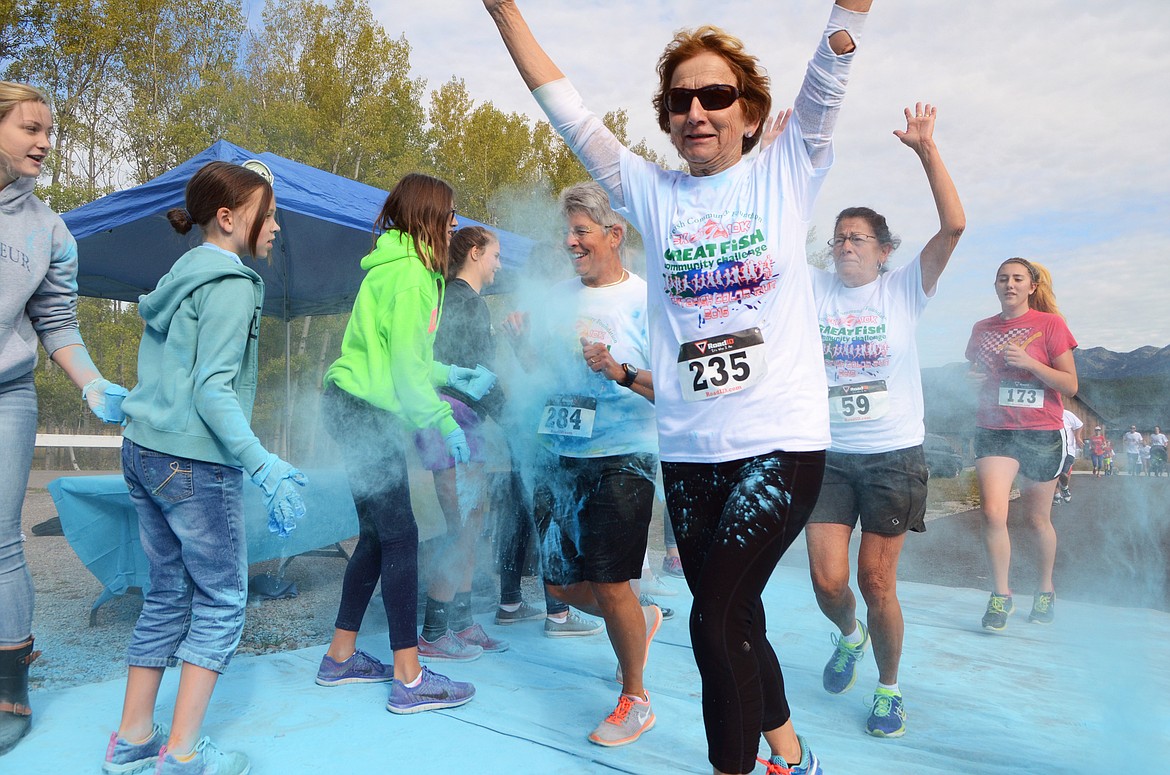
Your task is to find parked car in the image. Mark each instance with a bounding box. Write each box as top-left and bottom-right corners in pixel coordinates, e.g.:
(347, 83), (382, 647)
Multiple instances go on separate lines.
(924, 433), (963, 478)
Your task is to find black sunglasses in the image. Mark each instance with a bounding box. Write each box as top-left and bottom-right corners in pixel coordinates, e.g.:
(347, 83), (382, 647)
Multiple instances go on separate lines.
(665, 84), (740, 114)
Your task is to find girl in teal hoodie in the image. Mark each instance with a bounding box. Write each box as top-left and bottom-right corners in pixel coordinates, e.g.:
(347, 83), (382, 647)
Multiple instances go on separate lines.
(315, 173), (495, 714)
(104, 161), (307, 775)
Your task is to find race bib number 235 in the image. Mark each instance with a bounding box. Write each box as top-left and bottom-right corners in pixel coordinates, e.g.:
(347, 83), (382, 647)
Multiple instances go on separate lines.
(677, 327), (767, 402)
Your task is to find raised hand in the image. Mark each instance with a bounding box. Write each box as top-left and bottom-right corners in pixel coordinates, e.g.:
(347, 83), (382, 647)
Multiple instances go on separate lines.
(893, 102), (936, 153)
(756, 108), (793, 153)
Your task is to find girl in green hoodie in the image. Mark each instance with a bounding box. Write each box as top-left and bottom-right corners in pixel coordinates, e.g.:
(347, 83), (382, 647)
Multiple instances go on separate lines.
(315, 173), (495, 714)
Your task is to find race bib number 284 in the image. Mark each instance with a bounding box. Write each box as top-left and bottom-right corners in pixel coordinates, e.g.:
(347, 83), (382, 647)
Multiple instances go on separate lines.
(677, 327), (767, 402)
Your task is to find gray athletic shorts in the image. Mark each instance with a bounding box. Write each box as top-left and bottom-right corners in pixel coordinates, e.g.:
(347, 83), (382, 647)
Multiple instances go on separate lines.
(808, 445), (928, 535)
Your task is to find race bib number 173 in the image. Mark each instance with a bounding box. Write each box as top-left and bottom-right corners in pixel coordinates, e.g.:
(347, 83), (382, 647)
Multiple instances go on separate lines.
(677, 327), (767, 402)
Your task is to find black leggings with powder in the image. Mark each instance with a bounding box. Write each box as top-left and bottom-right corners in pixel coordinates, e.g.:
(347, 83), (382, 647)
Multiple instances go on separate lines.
(662, 450), (825, 775)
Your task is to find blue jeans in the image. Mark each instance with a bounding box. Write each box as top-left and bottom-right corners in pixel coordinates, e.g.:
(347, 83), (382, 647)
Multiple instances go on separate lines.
(0, 375), (37, 646)
(122, 440), (248, 673)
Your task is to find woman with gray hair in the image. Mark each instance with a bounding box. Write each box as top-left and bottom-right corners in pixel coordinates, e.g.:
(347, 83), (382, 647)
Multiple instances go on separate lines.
(504, 181), (659, 748)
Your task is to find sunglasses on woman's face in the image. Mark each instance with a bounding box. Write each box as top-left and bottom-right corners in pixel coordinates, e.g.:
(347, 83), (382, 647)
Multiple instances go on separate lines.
(665, 84), (740, 114)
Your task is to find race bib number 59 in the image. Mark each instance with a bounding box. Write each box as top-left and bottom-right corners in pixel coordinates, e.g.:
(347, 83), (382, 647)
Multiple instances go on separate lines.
(828, 380), (889, 423)
(677, 328), (767, 402)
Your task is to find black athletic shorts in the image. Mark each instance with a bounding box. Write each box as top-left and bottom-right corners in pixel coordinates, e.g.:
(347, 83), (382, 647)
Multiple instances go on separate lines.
(532, 451), (657, 585)
(975, 427), (1064, 482)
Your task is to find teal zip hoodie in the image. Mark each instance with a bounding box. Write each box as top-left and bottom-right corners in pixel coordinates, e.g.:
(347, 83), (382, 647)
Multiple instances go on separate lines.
(122, 245), (270, 475)
(324, 229), (456, 436)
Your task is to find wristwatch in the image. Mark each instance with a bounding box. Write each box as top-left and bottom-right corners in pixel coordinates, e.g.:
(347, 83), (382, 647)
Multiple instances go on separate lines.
(618, 363), (638, 388)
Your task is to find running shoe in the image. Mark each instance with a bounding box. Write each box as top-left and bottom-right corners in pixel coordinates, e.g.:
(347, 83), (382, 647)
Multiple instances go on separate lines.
(661, 555), (685, 578)
(102, 723), (168, 774)
(544, 611), (604, 638)
(417, 631), (483, 662)
(453, 623), (509, 653)
(756, 735), (823, 775)
(638, 593), (673, 620)
(1060, 486), (1072, 503)
(315, 648), (393, 686)
(822, 621), (869, 695)
(1028, 591), (1056, 624)
(494, 601), (544, 625)
(982, 593), (1014, 632)
(156, 738), (249, 775)
(587, 693), (655, 747)
(386, 666), (475, 714)
(866, 688), (907, 738)
(1052, 492), (1062, 506)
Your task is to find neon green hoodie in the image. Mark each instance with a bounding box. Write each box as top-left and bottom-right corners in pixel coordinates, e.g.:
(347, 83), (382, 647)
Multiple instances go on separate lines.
(324, 230), (457, 436)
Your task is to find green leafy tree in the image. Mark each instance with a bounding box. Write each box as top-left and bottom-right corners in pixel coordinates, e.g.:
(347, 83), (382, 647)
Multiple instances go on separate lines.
(427, 77), (542, 223)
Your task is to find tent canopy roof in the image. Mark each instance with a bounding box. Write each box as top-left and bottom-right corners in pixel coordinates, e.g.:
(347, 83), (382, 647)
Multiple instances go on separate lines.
(63, 140), (534, 319)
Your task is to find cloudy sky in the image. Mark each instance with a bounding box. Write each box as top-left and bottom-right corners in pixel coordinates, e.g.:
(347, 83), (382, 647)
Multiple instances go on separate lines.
(363, 0), (1169, 366)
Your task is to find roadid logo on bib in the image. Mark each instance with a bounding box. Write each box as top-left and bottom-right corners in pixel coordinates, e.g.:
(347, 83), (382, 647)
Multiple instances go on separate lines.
(828, 380), (889, 423)
(676, 327), (767, 402)
(998, 380), (1043, 408)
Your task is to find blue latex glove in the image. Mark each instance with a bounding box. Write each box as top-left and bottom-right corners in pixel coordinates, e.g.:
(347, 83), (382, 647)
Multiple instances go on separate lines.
(82, 378), (129, 424)
(444, 427), (471, 465)
(250, 453), (309, 537)
(447, 364), (498, 401)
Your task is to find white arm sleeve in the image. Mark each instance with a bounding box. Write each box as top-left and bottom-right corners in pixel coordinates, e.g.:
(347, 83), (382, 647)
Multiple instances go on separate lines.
(533, 79), (627, 208)
(794, 5), (868, 168)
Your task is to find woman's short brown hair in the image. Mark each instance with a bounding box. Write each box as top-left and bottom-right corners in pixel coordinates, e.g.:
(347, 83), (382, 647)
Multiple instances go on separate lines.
(652, 26), (771, 156)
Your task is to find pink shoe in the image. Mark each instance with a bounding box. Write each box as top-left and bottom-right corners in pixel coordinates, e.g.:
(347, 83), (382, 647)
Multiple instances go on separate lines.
(453, 623), (509, 653)
(418, 631), (483, 662)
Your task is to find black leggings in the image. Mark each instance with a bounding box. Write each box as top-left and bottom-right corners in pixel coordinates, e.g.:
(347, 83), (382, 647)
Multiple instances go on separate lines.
(324, 386), (420, 652)
(663, 450), (825, 775)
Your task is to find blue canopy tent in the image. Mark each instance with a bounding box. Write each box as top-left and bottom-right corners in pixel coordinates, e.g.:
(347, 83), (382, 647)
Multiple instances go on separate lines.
(62, 139), (534, 316)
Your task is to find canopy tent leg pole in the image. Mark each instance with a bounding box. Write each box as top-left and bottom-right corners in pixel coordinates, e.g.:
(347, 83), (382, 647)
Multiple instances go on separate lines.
(284, 319), (292, 458)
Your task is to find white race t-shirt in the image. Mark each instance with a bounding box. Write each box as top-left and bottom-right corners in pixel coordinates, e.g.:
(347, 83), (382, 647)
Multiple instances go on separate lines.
(617, 123), (831, 463)
(1062, 410), (1084, 456)
(1123, 431), (1142, 455)
(810, 255), (930, 454)
(531, 273), (657, 459)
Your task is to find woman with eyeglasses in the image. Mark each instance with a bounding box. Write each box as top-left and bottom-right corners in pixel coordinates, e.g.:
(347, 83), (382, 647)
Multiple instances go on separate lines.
(804, 103), (963, 739)
(965, 259), (1077, 632)
(483, 2), (871, 773)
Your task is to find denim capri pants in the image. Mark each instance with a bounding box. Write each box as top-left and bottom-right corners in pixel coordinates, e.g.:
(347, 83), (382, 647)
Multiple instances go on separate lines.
(122, 439), (248, 674)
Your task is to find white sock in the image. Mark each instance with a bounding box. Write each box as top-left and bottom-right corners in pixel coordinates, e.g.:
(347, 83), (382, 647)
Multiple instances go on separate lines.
(842, 620), (865, 645)
(547, 612), (568, 624)
(877, 680), (900, 695)
(498, 602), (521, 612)
(405, 670), (424, 688)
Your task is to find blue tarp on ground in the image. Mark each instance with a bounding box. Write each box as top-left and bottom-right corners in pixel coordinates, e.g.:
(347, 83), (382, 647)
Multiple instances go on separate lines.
(62, 140), (535, 319)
